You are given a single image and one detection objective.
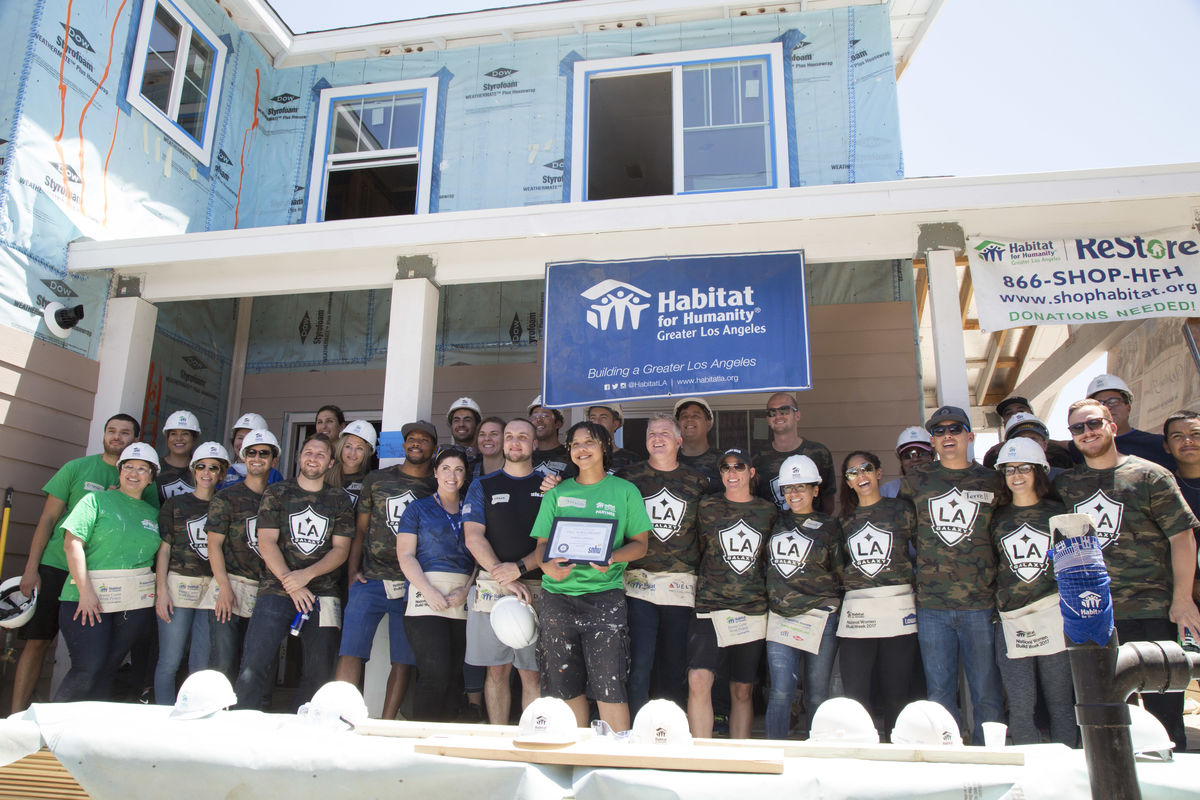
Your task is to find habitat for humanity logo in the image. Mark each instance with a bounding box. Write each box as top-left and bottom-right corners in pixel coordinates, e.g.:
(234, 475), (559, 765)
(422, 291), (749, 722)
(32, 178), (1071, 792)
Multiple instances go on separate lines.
(975, 240), (1006, 262)
(581, 280), (651, 331)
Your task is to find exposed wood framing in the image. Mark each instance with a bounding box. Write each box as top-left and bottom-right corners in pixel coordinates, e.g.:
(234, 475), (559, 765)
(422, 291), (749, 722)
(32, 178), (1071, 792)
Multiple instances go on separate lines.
(974, 328), (1009, 406)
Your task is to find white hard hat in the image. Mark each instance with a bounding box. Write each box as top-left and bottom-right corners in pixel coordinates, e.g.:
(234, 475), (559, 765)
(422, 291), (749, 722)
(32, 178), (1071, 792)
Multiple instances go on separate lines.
(515, 697), (579, 746)
(169, 669), (237, 720)
(588, 402), (623, 421)
(162, 410), (201, 434)
(993, 437), (1049, 471)
(118, 442), (160, 472)
(341, 420), (377, 451)
(1086, 374), (1133, 402)
(190, 441), (231, 469)
(1003, 412), (1049, 440)
(890, 701), (963, 746)
(232, 412), (268, 432)
(527, 395), (545, 414)
(673, 396), (713, 419)
(1128, 703), (1174, 760)
(632, 699), (692, 746)
(447, 397), (482, 425)
(778, 454), (820, 487)
(895, 426), (932, 452)
(491, 596), (539, 649)
(808, 697), (880, 744)
(297, 681), (369, 730)
(0, 577), (36, 630)
(240, 429), (280, 458)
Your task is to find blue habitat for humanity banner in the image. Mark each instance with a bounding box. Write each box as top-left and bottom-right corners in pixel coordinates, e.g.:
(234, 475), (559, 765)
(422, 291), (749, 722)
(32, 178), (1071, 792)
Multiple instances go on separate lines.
(543, 252), (809, 407)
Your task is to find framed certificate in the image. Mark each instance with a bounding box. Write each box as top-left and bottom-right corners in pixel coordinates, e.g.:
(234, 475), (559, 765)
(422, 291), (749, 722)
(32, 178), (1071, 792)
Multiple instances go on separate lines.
(545, 517), (617, 564)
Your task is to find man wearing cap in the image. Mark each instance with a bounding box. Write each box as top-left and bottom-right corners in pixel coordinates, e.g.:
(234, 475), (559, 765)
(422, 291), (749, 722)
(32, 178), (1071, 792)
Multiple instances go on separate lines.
(207, 429), (280, 679)
(219, 413), (284, 490)
(995, 412), (1071, 479)
(447, 397), (482, 463)
(898, 405), (1005, 745)
(674, 397), (721, 492)
(880, 427), (934, 499)
(752, 393), (835, 513)
(234, 432), (354, 711)
(588, 403), (641, 473)
(10, 413), (155, 713)
(1067, 375), (1176, 471)
(528, 396), (571, 478)
(688, 448), (778, 739)
(982, 396), (1072, 470)
(463, 418), (545, 724)
(1055, 399), (1199, 746)
(157, 410), (201, 502)
(335, 420), (438, 719)
(616, 413), (710, 713)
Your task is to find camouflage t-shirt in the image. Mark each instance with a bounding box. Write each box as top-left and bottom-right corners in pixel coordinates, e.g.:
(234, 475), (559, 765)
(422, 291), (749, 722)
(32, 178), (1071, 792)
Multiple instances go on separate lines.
(767, 510), (842, 617)
(157, 462), (195, 504)
(695, 495), (777, 614)
(753, 439), (836, 510)
(677, 449), (722, 494)
(990, 499), (1065, 612)
(339, 470), (369, 510)
(356, 467), (437, 582)
(899, 461), (1002, 610)
(839, 497), (917, 591)
(1054, 455), (1199, 620)
(206, 481), (265, 581)
(532, 445), (572, 479)
(159, 492), (213, 577)
(610, 448), (642, 475)
(257, 480), (355, 598)
(617, 461), (709, 574)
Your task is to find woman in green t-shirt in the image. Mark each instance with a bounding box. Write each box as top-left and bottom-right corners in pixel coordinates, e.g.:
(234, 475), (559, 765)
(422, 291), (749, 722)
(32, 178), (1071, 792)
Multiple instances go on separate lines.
(54, 443), (162, 702)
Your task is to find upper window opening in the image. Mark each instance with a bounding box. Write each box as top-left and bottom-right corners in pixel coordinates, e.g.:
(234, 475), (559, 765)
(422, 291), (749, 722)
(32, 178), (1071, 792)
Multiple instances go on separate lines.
(571, 44), (788, 202)
(127, 0), (226, 166)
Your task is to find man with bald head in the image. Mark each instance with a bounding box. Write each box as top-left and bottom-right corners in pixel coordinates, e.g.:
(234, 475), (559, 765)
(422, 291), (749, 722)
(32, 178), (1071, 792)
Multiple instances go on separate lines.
(751, 393), (835, 513)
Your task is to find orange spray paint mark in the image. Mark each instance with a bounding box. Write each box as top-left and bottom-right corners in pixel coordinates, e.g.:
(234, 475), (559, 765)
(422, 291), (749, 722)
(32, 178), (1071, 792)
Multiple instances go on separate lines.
(77, 0), (127, 219)
(103, 115), (119, 226)
(233, 69), (260, 229)
(53, 0), (75, 209)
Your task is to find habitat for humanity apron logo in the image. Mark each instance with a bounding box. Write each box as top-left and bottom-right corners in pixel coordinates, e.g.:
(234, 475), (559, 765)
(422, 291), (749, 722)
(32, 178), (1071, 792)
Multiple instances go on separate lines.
(1000, 524), (1051, 583)
(1074, 490), (1123, 548)
(582, 280), (651, 331)
(289, 506), (330, 554)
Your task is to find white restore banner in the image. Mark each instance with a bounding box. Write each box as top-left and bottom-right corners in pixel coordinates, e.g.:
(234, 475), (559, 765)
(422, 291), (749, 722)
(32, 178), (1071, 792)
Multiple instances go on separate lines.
(966, 230), (1200, 332)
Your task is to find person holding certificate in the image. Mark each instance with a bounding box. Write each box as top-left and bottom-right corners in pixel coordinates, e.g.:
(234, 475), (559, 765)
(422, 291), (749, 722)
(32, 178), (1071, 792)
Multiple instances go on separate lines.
(397, 449), (476, 722)
(836, 450), (919, 740)
(763, 455), (843, 740)
(530, 420), (652, 732)
(990, 438), (1075, 745)
(54, 443), (162, 701)
(688, 448), (777, 740)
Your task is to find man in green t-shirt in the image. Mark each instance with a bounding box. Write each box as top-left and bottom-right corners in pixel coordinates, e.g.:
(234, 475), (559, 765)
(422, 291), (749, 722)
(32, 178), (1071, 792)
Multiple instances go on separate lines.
(11, 413), (150, 714)
(530, 421), (651, 731)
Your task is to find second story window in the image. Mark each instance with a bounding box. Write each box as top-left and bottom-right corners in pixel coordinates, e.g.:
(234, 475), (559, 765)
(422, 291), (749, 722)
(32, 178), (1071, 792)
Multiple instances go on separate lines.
(308, 79), (439, 222)
(571, 44), (789, 202)
(126, 0), (226, 165)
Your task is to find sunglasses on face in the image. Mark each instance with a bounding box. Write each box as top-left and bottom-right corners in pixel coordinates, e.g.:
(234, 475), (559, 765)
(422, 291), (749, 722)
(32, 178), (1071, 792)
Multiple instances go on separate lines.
(844, 463), (877, 479)
(930, 424), (965, 437)
(899, 448), (930, 460)
(193, 463), (224, 473)
(719, 462), (749, 473)
(765, 407), (796, 418)
(1067, 418), (1107, 436)
(1002, 464), (1037, 476)
(244, 448), (274, 459)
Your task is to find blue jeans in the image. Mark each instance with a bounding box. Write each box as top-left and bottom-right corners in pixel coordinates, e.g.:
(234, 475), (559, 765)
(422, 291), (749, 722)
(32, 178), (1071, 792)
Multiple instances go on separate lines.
(233, 593), (339, 712)
(627, 597), (691, 713)
(916, 606), (1004, 744)
(210, 614), (250, 681)
(764, 612), (838, 739)
(54, 604), (154, 702)
(155, 606), (212, 704)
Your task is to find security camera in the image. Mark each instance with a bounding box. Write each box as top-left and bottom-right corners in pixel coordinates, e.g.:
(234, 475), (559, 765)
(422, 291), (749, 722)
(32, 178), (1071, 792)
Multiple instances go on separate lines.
(43, 302), (84, 339)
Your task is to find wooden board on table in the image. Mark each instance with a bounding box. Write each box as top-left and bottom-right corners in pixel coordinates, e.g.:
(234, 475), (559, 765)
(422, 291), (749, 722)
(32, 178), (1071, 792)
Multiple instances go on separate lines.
(693, 737), (1025, 765)
(353, 718), (521, 738)
(413, 735), (784, 774)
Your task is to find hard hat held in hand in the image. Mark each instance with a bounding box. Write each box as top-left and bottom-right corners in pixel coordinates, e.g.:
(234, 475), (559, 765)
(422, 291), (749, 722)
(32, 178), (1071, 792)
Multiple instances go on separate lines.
(0, 577), (36, 630)
(491, 595), (538, 649)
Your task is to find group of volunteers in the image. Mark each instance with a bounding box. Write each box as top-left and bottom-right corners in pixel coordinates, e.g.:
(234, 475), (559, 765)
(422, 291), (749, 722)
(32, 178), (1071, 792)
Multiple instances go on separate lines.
(9, 374), (1199, 748)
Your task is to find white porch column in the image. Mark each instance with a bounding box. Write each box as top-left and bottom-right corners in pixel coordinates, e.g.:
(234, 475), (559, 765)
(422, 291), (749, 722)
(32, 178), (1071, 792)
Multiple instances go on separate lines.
(86, 295), (158, 452)
(924, 247), (971, 412)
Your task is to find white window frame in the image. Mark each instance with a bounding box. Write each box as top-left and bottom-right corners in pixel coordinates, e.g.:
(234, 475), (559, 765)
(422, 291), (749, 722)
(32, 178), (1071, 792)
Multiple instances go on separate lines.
(569, 43), (789, 203)
(126, 0), (226, 166)
(307, 78), (439, 223)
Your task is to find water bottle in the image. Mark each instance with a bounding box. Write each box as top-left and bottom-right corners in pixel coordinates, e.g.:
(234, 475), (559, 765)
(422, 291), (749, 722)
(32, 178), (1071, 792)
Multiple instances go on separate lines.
(290, 597), (319, 637)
